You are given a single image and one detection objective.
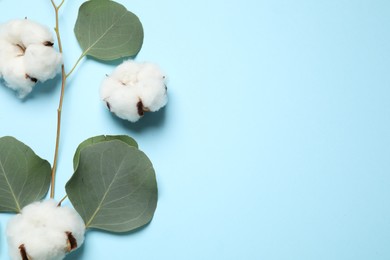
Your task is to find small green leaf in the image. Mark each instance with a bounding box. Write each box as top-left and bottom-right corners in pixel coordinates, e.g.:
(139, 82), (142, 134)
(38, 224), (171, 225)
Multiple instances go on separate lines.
(73, 135), (138, 170)
(74, 0), (144, 60)
(66, 140), (157, 232)
(0, 136), (51, 213)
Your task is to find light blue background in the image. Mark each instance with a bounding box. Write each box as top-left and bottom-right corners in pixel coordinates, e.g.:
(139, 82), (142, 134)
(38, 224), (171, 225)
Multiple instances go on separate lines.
(0, 0), (390, 259)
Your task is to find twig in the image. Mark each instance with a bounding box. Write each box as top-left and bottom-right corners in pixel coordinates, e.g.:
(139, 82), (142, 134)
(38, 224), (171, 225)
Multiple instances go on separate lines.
(50, 0), (66, 199)
(57, 194), (68, 206)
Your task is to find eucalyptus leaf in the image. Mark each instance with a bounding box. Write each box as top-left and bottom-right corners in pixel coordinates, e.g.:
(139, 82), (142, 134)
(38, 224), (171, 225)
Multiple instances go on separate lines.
(74, 0), (144, 60)
(0, 136), (51, 213)
(73, 135), (138, 170)
(66, 140), (157, 232)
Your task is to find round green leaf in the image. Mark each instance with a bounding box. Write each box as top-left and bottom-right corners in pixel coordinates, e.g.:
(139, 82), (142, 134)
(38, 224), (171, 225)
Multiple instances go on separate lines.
(66, 140), (157, 232)
(73, 135), (138, 170)
(74, 0), (144, 60)
(0, 136), (51, 213)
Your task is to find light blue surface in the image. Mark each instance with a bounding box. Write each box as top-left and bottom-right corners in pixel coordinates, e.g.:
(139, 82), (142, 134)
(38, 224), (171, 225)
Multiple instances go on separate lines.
(0, 0), (390, 259)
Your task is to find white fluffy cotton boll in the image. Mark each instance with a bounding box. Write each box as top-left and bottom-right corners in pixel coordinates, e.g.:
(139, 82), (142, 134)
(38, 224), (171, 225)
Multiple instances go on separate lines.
(0, 20), (25, 46)
(0, 40), (23, 76)
(0, 18), (61, 97)
(137, 79), (167, 112)
(0, 19), (53, 47)
(137, 62), (165, 81)
(7, 200), (85, 260)
(24, 44), (62, 81)
(2, 56), (35, 98)
(104, 86), (142, 122)
(20, 19), (54, 46)
(110, 60), (141, 86)
(101, 60), (168, 122)
(100, 75), (125, 100)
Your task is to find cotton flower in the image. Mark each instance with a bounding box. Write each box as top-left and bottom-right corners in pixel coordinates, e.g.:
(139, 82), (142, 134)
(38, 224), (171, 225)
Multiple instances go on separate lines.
(2, 56), (35, 98)
(0, 19), (62, 98)
(7, 200), (85, 260)
(100, 61), (168, 122)
(24, 44), (63, 81)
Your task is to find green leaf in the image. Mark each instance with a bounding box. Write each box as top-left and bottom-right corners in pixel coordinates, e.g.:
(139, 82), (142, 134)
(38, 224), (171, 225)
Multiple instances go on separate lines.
(66, 140), (157, 232)
(74, 0), (144, 61)
(0, 136), (51, 213)
(73, 135), (138, 170)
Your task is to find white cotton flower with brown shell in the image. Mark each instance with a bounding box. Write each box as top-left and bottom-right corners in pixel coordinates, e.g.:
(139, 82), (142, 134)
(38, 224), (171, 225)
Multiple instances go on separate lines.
(2, 56), (35, 98)
(24, 44), (63, 81)
(6, 200), (85, 260)
(100, 61), (168, 122)
(0, 19), (62, 98)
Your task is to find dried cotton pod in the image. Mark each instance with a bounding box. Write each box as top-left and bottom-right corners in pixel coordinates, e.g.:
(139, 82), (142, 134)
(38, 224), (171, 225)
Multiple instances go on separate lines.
(0, 19), (62, 98)
(7, 200), (85, 260)
(100, 61), (168, 122)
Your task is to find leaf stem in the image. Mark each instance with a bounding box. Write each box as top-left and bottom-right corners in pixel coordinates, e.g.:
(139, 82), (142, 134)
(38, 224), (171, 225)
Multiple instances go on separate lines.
(57, 194), (68, 206)
(50, 0), (67, 199)
(66, 52), (86, 78)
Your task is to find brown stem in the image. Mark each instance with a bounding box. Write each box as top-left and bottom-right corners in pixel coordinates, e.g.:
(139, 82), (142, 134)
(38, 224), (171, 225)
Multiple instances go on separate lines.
(57, 194), (68, 206)
(50, 0), (66, 199)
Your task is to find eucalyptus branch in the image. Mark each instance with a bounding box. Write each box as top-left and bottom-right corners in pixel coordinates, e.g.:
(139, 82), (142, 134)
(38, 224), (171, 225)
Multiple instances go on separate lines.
(49, 0), (91, 199)
(50, 0), (67, 199)
(0, 1), (158, 259)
